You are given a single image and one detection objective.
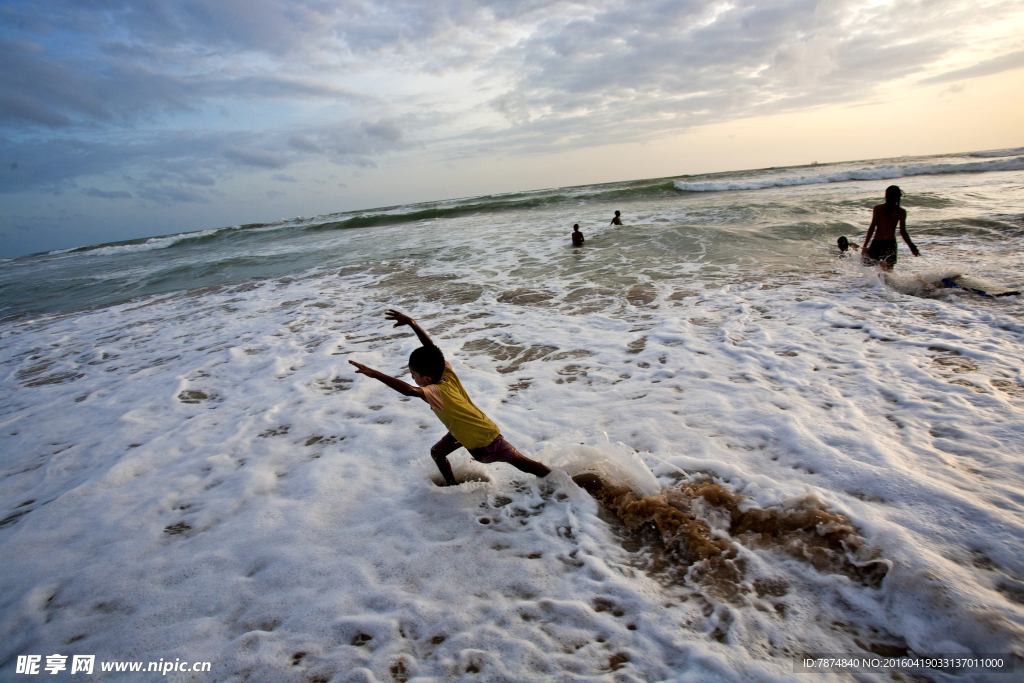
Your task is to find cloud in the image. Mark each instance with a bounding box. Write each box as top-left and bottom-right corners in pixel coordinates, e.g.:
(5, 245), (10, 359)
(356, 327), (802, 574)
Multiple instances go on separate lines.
(0, 39), (196, 128)
(1, 133), (229, 194)
(224, 145), (288, 169)
(0, 35), (372, 131)
(5, 1), (1014, 144)
(283, 118), (410, 166)
(1, 0), (1020, 207)
(468, 0), (962, 152)
(82, 187), (132, 199)
(0, 114), (411, 204)
(362, 119), (403, 142)
(918, 49), (1024, 85)
(137, 184), (211, 204)
(1, 0), (345, 57)
(288, 135), (322, 153)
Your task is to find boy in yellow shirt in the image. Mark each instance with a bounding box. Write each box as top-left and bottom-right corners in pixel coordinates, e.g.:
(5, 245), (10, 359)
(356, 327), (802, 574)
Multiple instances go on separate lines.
(349, 309), (551, 486)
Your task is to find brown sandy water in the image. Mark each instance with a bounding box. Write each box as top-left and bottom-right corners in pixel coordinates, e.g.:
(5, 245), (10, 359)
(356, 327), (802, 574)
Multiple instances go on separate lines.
(572, 473), (890, 596)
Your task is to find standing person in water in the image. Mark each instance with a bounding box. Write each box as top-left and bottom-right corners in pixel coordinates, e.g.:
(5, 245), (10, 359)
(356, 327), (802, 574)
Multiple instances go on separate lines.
(610, 210), (623, 225)
(571, 223), (585, 246)
(349, 310), (551, 486)
(862, 185), (919, 270)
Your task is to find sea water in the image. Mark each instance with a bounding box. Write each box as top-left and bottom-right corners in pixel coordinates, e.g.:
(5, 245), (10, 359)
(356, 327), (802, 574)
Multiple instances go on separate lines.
(1, 149), (1023, 681)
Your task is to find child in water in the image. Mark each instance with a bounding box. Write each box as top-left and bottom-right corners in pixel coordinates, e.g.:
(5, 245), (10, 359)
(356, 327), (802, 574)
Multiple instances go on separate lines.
(862, 185), (920, 271)
(349, 310), (551, 486)
(571, 223), (585, 246)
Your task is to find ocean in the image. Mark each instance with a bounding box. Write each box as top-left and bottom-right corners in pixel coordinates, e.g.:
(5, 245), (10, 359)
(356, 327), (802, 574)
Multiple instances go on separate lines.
(1, 149), (1023, 681)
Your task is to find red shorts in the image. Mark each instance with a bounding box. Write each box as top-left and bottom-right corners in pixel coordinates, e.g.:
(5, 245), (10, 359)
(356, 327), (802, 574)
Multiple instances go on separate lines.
(435, 432), (521, 464)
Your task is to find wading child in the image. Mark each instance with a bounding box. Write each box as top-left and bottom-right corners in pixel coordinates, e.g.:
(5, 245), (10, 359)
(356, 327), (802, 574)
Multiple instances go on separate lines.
(862, 185), (919, 271)
(349, 309), (551, 486)
(571, 223), (585, 246)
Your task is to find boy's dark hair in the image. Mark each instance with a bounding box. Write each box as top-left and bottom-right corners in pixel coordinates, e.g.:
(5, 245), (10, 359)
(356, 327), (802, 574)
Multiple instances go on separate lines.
(884, 185), (903, 218)
(409, 344), (445, 381)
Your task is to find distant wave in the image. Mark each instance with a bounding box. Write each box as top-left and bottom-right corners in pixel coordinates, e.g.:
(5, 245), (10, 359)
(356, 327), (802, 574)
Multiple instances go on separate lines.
(304, 182), (679, 233)
(304, 194), (575, 233)
(77, 229), (227, 256)
(45, 179), (680, 257)
(64, 218), (316, 257)
(968, 147), (1024, 158)
(673, 157), (1024, 193)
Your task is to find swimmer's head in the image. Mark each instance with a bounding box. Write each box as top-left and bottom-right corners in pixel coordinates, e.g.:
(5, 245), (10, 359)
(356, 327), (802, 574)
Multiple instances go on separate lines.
(614, 210), (621, 217)
(885, 185), (903, 206)
(409, 344), (445, 386)
(837, 236), (850, 252)
(573, 224), (580, 230)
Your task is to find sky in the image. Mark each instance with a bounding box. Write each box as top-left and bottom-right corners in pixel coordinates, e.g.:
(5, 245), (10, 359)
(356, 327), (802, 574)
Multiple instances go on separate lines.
(1, 0), (1022, 258)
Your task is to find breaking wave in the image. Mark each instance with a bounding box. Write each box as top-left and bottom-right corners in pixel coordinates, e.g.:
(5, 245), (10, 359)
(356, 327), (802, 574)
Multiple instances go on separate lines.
(674, 156), (1024, 193)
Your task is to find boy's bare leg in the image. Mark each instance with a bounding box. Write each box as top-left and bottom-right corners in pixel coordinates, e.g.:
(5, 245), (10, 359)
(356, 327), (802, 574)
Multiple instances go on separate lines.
(430, 436), (461, 486)
(507, 453), (551, 478)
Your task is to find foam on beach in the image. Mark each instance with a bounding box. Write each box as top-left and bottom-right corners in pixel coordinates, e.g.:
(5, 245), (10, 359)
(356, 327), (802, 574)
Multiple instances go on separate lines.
(2, 159), (1024, 680)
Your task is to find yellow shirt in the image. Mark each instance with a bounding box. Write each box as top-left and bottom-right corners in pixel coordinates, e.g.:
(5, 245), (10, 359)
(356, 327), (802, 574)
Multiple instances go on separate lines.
(421, 365), (499, 450)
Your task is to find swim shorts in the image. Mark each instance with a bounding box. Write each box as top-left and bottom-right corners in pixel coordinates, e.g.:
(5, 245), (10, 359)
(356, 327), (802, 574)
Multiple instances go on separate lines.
(434, 432), (521, 464)
(864, 239), (898, 266)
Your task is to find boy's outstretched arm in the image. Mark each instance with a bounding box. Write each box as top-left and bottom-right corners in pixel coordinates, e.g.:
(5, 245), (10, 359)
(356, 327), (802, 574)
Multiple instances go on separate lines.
(385, 309), (435, 348)
(349, 360), (425, 398)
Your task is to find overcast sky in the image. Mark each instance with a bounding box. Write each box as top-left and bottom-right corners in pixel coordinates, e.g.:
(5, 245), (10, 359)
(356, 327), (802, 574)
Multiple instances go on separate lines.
(1, 0), (1022, 257)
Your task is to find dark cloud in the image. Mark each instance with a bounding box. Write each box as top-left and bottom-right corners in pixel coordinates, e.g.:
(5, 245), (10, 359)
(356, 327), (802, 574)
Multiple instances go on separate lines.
(1, 0), (346, 57)
(82, 187), (132, 199)
(0, 39), (196, 128)
(0, 113), (410, 204)
(0, 37), (373, 130)
(0, 133), (232, 194)
(288, 135), (322, 152)
(180, 171), (217, 186)
(224, 145), (288, 169)
(137, 185), (211, 204)
(201, 76), (371, 101)
(285, 118), (410, 166)
(362, 119), (403, 142)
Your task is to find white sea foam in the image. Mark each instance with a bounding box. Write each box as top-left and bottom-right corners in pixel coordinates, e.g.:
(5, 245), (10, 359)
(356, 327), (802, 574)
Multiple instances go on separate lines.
(541, 441), (661, 497)
(1, 164), (1023, 681)
(674, 156), (1024, 192)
